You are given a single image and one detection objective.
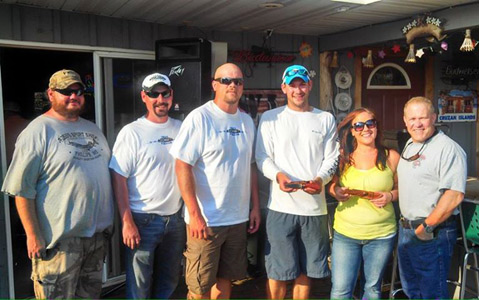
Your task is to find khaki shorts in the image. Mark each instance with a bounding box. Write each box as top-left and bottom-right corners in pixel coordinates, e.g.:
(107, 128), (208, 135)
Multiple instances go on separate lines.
(184, 222), (247, 295)
(31, 232), (108, 299)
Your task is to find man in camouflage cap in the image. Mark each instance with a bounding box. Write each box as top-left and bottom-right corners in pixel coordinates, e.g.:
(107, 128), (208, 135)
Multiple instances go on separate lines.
(2, 69), (114, 299)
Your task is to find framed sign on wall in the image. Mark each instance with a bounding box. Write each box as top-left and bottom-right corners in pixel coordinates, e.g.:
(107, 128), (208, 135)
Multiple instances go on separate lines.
(437, 89), (477, 122)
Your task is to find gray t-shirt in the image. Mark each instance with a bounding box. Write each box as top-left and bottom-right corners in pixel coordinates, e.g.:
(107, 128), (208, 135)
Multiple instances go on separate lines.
(398, 130), (467, 220)
(2, 115), (114, 249)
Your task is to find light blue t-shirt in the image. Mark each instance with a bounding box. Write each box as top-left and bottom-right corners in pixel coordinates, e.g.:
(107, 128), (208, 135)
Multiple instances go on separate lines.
(2, 115), (114, 249)
(398, 130), (467, 220)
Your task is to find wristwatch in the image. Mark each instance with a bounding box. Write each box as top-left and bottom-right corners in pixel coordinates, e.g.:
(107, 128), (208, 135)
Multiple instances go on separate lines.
(422, 221), (435, 233)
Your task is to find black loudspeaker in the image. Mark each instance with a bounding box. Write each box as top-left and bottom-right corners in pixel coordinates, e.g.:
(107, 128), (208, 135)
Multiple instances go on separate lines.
(155, 38), (212, 119)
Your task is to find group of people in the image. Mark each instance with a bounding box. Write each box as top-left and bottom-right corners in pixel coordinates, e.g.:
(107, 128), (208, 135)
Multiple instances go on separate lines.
(0, 62), (467, 300)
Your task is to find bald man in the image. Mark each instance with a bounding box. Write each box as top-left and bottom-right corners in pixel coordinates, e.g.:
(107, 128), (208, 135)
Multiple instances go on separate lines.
(170, 63), (260, 299)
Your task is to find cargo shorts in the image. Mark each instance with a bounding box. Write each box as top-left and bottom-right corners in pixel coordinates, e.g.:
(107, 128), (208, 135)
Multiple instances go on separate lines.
(31, 232), (108, 299)
(184, 222), (248, 295)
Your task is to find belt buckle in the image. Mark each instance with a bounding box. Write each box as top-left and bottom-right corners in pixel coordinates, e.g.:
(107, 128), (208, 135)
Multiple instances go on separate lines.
(400, 217), (412, 229)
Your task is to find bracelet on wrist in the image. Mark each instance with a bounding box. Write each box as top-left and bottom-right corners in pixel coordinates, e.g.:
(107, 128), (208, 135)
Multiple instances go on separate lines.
(389, 191), (394, 202)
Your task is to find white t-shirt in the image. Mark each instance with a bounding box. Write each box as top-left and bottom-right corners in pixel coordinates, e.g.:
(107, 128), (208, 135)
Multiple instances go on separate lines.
(109, 116), (182, 215)
(169, 100), (256, 226)
(255, 106), (339, 216)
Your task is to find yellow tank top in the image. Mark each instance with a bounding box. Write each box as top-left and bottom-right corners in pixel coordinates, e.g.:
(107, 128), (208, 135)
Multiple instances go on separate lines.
(334, 164), (397, 239)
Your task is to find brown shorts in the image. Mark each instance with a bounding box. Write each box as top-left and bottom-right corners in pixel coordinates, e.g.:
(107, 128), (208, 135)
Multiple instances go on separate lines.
(184, 222), (248, 295)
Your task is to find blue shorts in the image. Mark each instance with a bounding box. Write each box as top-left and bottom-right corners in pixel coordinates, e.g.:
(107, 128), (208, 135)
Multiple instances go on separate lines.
(265, 210), (331, 280)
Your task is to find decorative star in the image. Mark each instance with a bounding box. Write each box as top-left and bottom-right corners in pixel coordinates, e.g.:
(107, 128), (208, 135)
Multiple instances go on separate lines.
(392, 44), (401, 53)
(402, 27), (408, 34)
(411, 20), (417, 27)
(407, 24), (412, 30)
(347, 51), (354, 58)
(441, 41), (448, 51)
(426, 16), (432, 24)
(378, 50), (386, 58)
(416, 48), (425, 58)
(309, 70), (317, 78)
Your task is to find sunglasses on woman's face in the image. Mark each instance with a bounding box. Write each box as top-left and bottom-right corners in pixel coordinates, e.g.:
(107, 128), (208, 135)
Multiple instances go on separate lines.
(352, 119), (377, 132)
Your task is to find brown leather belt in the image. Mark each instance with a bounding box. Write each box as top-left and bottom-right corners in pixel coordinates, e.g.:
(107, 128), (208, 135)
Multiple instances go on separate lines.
(399, 215), (456, 229)
(400, 217), (425, 229)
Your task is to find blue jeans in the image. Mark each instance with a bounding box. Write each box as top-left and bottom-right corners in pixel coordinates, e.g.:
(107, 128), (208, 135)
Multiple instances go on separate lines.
(330, 231), (395, 299)
(125, 210), (186, 299)
(397, 219), (457, 299)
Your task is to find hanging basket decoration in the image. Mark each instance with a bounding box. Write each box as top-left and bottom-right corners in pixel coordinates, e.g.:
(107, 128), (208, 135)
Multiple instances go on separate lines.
(362, 50), (374, 68)
(402, 15), (446, 44)
(405, 44), (416, 63)
(460, 29), (477, 52)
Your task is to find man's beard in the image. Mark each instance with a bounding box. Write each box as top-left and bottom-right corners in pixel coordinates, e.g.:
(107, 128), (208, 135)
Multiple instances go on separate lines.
(52, 101), (85, 119)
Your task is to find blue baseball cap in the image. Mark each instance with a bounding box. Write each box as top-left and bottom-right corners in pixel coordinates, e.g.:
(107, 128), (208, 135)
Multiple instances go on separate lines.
(282, 65), (310, 84)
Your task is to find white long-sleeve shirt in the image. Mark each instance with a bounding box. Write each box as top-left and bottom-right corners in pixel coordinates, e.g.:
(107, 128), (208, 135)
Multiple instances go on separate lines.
(255, 106), (339, 216)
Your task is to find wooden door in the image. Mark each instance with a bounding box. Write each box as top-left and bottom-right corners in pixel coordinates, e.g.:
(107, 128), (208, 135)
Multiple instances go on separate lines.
(362, 57), (425, 131)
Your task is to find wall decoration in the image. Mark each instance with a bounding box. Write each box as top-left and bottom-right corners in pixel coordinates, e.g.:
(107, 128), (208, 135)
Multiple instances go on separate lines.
(402, 15), (446, 44)
(441, 41), (448, 51)
(231, 50), (295, 63)
(405, 44), (416, 63)
(460, 29), (476, 52)
(363, 50), (374, 68)
(240, 89), (286, 126)
(378, 50), (386, 59)
(437, 90), (477, 122)
(416, 48), (425, 58)
(391, 44), (401, 53)
(299, 42), (313, 58)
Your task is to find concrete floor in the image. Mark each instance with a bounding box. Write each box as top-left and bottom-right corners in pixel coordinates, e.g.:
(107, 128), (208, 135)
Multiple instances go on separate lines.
(102, 274), (334, 299)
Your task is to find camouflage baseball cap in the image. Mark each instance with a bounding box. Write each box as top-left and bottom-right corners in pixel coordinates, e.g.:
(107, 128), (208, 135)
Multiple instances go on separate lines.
(49, 69), (86, 90)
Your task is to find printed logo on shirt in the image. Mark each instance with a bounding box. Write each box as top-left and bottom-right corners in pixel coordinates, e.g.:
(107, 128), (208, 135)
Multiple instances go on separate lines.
(219, 127), (243, 136)
(147, 136), (174, 145)
(412, 154), (426, 168)
(57, 132), (103, 161)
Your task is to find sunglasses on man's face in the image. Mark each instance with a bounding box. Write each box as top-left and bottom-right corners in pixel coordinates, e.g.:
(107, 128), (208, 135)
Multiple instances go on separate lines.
(55, 88), (85, 97)
(352, 119), (377, 132)
(214, 77), (244, 86)
(145, 89), (172, 99)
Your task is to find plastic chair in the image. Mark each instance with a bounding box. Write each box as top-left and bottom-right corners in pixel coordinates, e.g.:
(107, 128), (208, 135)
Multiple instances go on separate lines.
(459, 200), (479, 298)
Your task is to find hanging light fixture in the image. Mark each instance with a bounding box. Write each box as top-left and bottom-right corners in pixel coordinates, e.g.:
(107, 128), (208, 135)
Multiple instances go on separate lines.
(330, 51), (339, 68)
(405, 44), (416, 63)
(363, 50), (374, 68)
(460, 29), (475, 52)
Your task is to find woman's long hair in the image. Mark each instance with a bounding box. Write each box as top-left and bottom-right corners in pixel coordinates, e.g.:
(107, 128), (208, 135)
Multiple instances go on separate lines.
(337, 108), (388, 174)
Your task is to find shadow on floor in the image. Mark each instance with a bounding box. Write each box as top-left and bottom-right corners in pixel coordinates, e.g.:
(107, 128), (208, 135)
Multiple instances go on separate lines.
(102, 274), (333, 299)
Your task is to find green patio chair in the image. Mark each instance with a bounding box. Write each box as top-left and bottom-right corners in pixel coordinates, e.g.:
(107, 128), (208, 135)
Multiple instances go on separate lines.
(459, 200), (479, 298)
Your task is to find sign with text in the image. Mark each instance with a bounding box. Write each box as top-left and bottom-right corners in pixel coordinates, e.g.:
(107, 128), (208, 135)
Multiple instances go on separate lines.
(437, 90), (477, 122)
(231, 50), (296, 64)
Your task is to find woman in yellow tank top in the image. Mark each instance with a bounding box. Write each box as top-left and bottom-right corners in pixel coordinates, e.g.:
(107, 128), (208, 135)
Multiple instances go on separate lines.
(328, 108), (399, 299)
